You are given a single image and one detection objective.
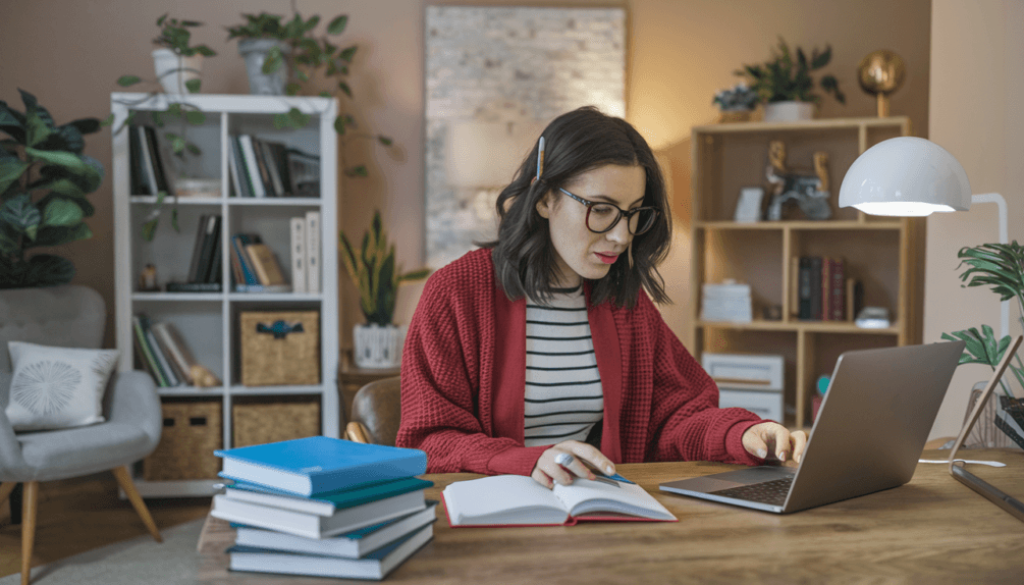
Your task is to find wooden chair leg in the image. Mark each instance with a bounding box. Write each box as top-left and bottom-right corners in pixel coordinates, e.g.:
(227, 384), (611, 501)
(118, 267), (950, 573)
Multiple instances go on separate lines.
(21, 481), (38, 585)
(111, 466), (162, 543)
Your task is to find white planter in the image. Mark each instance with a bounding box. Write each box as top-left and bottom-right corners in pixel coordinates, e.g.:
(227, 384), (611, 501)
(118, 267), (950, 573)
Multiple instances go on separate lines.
(152, 48), (203, 95)
(763, 101), (815, 123)
(353, 324), (406, 369)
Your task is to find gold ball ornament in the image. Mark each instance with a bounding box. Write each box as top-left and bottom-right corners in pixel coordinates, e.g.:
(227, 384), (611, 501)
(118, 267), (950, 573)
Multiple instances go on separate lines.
(857, 50), (906, 117)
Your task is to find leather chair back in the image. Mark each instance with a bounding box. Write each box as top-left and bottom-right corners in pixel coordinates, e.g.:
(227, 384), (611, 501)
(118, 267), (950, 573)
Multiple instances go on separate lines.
(347, 377), (401, 446)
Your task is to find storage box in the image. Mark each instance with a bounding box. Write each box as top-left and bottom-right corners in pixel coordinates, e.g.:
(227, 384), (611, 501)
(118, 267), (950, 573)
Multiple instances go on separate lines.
(240, 310), (321, 386)
(703, 353), (784, 421)
(232, 397), (321, 448)
(143, 400), (222, 480)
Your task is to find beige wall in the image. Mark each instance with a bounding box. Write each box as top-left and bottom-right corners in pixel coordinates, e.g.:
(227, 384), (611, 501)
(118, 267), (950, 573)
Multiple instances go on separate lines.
(1, 0), (931, 357)
(926, 0), (1024, 440)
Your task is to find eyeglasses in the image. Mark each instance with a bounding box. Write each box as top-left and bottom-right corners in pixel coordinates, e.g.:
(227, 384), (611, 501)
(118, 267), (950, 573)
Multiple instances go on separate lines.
(558, 188), (660, 235)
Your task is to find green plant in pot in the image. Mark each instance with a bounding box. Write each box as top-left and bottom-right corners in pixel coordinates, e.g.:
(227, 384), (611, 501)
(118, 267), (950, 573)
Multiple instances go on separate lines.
(0, 90), (103, 288)
(940, 241), (1024, 447)
(114, 14), (216, 241)
(735, 36), (846, 122)
(340, 210), (430, 368)
(225, 10), (394, 181)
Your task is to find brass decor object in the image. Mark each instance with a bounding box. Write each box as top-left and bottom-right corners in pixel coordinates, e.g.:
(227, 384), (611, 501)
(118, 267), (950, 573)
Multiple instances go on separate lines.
(857, 50), (906, 118)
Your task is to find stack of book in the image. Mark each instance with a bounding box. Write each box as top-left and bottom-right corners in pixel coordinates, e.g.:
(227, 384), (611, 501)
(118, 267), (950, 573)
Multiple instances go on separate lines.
(131, 314), (199, 388)
(128, 124), (174, 197)
(167, 214), (222, 293)
(211, 436), (436, 580)
(229, 232), (289, 293)
(701, 280), (753, 323)
(228, 134), (321, 198)
(791, 256), (864, 322)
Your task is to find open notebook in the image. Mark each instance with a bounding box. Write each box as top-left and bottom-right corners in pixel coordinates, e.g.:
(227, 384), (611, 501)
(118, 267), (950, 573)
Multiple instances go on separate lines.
(442, 474), (677, 527)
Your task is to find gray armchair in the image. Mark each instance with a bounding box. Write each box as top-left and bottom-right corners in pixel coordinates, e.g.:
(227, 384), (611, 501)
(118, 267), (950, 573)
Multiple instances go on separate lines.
(0, 285), (163, 585)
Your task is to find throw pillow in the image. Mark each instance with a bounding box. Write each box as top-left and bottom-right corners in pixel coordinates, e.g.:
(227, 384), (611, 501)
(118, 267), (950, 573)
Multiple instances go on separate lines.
(5, 341), (120, 432)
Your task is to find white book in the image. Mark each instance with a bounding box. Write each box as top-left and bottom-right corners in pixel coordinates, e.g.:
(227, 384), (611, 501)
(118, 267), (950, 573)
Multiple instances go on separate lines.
(441, 475), (676, 526)
(238, 135), (266, 198)
(211, 490), (426, 539)
(305, 210), (320, 293)
(228, 523), (433, 580)
(290, 216), (306, 294)
(150, 321), (196, 385)
(234, 504), (438, 559)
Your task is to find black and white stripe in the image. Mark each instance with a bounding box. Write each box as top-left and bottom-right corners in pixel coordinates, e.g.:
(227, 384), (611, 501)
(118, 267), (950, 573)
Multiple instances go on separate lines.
(524, 286), (603, 447)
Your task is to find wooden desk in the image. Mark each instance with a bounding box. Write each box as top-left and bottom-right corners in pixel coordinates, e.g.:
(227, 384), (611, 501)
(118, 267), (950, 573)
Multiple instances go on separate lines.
(198, 449), (1024, 584)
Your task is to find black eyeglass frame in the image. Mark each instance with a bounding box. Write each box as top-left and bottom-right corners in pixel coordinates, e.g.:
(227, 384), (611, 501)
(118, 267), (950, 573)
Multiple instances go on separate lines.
(557, 187), (661, 235)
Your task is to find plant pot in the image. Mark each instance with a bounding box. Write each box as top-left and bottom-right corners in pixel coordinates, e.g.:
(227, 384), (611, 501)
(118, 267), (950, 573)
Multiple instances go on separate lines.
(152, 49), (203, 95)
(238, 39), (291, 96)
(996, 395), (1024, 450)
(717, 109), (753, 124)
(353, 324), (406, 369)
(763, 101), (815, 123)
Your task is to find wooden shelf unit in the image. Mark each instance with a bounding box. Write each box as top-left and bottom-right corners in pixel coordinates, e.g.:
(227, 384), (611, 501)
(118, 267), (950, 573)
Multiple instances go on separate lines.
(689, 116), (925, 428)
(111, 93), (340, 497)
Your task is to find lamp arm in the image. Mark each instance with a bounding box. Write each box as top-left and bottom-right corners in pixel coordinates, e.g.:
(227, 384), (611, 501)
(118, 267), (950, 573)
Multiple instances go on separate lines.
(970, 193), (1010, 339)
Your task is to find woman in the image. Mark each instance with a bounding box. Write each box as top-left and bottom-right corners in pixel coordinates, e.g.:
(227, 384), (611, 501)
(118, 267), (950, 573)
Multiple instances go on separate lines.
(397, 107), (807, 488)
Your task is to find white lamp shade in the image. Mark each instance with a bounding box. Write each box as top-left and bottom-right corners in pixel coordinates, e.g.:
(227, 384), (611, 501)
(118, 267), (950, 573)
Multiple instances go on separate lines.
(838, 136), (971, 216)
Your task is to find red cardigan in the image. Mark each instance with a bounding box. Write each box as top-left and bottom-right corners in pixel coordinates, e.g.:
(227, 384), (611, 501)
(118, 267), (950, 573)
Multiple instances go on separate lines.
(396, 248), (766, 475)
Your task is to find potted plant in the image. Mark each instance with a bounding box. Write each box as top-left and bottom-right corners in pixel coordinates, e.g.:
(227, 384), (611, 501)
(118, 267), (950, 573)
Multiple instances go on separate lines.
(0, 90), (103, 288)
(712, 82), (760, 123)
(225, 13), (298, 96)
(941, 241), (1024, 447)
(340, 210), (430, 368)
(148, 14), (216, 95)
(734, 36), (846, 122)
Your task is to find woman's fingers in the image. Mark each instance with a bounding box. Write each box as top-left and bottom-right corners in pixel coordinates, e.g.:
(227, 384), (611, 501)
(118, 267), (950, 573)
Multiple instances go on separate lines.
(564, 441), (616, 476)
(742, 428), (770, 459)
(771, 427), (792, 462)
(791, 430), (808, 464)
(531, 467), (554, 489)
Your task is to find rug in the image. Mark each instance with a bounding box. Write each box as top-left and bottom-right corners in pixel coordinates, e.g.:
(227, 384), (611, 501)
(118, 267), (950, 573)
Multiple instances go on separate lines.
(0, 519), (204, 585)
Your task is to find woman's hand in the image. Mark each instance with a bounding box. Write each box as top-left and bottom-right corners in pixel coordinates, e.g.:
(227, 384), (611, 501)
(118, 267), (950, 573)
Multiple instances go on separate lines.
(531, 440), (616, 489)
(742, 422), (808, 464)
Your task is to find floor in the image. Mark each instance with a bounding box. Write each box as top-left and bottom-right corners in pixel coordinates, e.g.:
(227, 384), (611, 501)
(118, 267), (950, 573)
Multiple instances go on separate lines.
(0, 475), (211, 579)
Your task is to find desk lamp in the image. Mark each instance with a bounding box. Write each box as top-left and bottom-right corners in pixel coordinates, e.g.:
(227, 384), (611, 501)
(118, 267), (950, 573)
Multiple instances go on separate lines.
(838, 136), (1024, 522)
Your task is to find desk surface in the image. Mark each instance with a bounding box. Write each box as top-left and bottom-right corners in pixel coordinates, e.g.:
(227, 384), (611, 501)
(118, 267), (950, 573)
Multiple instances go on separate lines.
(198, 449), (1024, 584)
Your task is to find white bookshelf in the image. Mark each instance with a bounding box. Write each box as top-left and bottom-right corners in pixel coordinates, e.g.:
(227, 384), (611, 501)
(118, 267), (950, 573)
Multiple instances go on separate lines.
(111, 93), (340, 498)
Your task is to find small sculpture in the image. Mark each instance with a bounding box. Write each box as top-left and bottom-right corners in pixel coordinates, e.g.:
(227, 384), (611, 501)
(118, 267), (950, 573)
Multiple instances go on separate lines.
(190, 364), (221, 388)
(138, 264), (159, 291)
(765, 140), (832, 221)
(857, 50), (906, 118)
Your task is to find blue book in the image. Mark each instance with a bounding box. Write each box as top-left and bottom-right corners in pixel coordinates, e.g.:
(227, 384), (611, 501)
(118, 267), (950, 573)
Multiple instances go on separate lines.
(214, 436), (428, 496)
(221, 477), (434, 517)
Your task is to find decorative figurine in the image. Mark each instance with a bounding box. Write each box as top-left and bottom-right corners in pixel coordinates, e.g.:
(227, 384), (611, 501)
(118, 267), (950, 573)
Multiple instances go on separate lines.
(190, 364), (221, 388)
(765, 140), (832, 221)
(138, 264), (159, 291)
(857, 50), (906, 118)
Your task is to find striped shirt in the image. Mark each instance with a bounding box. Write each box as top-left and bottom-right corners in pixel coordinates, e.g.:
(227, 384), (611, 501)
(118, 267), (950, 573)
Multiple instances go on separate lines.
(523, 285), (603, 447)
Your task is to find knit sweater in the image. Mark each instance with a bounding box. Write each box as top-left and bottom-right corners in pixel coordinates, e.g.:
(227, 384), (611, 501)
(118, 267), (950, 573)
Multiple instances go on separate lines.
(396, 248), (766, 475)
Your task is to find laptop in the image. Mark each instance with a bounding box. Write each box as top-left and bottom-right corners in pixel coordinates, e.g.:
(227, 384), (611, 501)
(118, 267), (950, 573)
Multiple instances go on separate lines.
(659, 341), (965, 514)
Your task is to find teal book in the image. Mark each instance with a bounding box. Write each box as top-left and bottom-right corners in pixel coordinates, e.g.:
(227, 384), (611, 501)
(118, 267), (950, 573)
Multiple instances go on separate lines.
(221, 477), (434, 517)
(214, 435), (428, 496)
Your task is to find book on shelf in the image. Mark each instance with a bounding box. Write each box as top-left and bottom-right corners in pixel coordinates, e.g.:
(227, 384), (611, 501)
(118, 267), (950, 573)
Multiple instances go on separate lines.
(441, 474), (677, 527)
(808, 256), (823, 321)
(290, 217), (306, 294)
(223, 477), (434, 517)
(165, 282), (223, 293)
(131, 314), (166, 386)
(230, 233), (261, 286)
(829, 258), (846, 321)
(286, 148), (321, 197)
(151, 321), (197, 385)
(211, 488), (428, 540)
(226, 522), (434, 580)
(821, 257), (832, 322)
(244, 242), (287, 286)
(257, 138), (285, 197)
(143, 125), (173, 196)
(214, 436), (428, 497)
(305, 211), (320, 293)
(128, 125), (173, 197)
(798, 256), (812, 320)
(192, 215), (221, 284)
(232, 503), (437, 559)
(233, 284), (292, 293)
(237, 135), (267, 198)
(131, 314), (175, 387)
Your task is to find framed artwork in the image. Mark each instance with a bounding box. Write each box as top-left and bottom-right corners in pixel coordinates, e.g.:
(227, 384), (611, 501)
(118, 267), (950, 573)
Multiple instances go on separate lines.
(424, 6), (626, 269)
(734, 187), (765, 223)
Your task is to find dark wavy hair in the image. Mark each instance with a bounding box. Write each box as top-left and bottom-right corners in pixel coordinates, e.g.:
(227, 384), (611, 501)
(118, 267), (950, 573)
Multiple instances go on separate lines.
(481, 106), (672, 309)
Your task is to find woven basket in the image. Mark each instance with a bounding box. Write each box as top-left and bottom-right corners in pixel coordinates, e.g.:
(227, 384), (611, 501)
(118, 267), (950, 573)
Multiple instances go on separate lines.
(143, 399), (222, 480)
(240, 310), (320, 386)
(232, 396), (321, 448)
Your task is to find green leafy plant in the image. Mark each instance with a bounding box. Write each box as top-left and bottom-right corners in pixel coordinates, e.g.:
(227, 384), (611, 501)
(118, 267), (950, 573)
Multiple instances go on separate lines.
(340, 210), (430, 326)
(225, 11), (393, 179)
(113, 14), (216, 241)
(941, 242), (1024, 398)
(734, 36), (846, 106)
(0, 90), (103, 288)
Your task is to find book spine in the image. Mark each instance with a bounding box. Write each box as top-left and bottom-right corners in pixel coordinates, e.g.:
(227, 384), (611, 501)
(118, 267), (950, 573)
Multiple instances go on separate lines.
(128, 126), (145, 195)
(261, 139), (285, 197)
(166, 282), (222, 292)
(131, 317), (162, 384)
(238, 135), (266, 198)
(143, 317), (178, 386)
(830, 258), (845, 321)
(798, 257), (812, 320)
(272, 143), (293, 196)
(193, 215), (220, 284)
(820, 257), (831, 322)
(206, 228), (223, 285)
(144, 126), (171, 195)
(305, 211), (320, 293)
(133, 315), (167, 387)
(186, 214), (210, 284)
(245, 244), (272, 285)
(250, 137), (274, 197)
(291, 217), (307, 294)
(227, 138), (242, 198)
(152, 322), (196, 385)
(789, 256), (799, 317)
(136, 126), (159, 196)
(808, 256), (823, 321)
(232, 235), (260, 285)
(232, 137), (254, 198)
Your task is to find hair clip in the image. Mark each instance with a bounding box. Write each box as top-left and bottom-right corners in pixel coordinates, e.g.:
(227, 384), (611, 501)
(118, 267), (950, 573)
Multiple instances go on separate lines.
(536, 136), (545, 180)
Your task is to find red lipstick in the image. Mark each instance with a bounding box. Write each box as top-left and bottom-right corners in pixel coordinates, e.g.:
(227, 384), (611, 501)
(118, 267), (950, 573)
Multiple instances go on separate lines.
(595, 252), (619, 264)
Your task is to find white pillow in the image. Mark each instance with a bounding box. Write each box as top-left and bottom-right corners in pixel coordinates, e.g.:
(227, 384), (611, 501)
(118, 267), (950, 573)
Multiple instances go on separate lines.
(5, 341), (120, 432)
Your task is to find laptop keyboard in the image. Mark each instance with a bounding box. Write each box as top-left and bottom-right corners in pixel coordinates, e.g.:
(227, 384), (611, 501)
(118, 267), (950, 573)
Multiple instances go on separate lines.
(710, 477), (793, 506)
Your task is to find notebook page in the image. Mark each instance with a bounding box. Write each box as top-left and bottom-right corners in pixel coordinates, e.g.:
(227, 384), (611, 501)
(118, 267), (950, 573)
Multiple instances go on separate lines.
(552, 478), (676, 520)
(443, 475), (569, 525)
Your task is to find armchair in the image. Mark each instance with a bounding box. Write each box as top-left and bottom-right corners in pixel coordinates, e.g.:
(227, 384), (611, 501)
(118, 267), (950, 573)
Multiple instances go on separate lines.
(0, 285), (163, 585)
